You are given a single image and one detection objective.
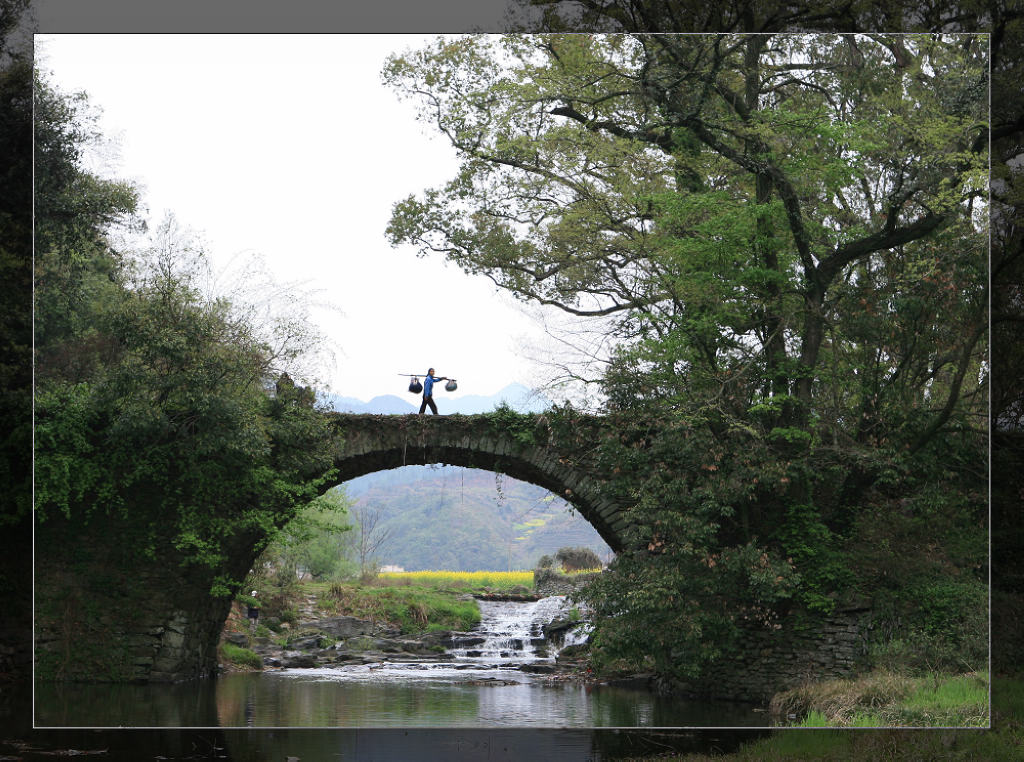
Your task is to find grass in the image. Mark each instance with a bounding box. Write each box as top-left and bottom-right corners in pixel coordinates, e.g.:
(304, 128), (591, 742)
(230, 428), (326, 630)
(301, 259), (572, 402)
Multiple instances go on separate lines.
(319, 582), (481, 634)
(220, 642), (262, 670)
(252, 566), (589, 641)
(794, 710), (829, 727)
(770, 669), (989, 728)
(612, 677), (1022, 762)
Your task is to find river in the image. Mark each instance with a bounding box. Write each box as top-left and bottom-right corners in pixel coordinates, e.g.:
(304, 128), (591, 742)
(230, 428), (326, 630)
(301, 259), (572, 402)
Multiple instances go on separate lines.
(35, 597), (766, 731)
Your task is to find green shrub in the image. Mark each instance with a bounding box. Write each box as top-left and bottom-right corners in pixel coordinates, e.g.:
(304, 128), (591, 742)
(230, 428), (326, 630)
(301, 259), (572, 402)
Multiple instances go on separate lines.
(795, 710), (829, 727)
(263, 616), (283, 633)
(221, 642), (262, 670)
(868, 577), (987, 673)
(555, 546), (602, 572)
(279, 608), (298, 624)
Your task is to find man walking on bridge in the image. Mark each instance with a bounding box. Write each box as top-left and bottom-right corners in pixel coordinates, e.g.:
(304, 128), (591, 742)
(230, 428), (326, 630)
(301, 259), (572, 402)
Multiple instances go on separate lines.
(418, 368), (448, 415)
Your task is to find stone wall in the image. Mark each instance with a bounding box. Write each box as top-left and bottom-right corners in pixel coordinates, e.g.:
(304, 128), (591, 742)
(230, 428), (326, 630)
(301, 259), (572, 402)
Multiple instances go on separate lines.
(659, 604), (872, 703)
(34, 510), (256, 683)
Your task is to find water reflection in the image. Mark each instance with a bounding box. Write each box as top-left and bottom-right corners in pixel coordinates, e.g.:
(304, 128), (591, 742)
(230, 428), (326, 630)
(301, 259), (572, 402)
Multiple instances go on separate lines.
(220, 728), (766, 762)
(216, 671), (484, 726)
(37, 669), (764, 729)
(27, 676), (765, 761)
(35, 679), (220, 727)
(221, 728), (600, 762)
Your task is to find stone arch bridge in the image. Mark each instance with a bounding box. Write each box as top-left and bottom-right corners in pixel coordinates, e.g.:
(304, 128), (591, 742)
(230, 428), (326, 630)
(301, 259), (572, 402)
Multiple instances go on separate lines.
(36, 412), (864, 698)
(326, 412), (629, 551)
(36, 411), (632, 685)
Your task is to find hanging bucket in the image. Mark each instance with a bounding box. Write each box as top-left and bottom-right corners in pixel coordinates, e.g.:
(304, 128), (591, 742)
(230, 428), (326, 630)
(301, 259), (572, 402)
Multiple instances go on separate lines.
(408, 377), (422, 394)
(445, 379), (457, 392)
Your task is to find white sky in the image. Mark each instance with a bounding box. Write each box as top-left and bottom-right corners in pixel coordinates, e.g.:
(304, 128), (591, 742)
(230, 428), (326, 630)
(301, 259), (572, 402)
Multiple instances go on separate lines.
(35, 34), (561, 402)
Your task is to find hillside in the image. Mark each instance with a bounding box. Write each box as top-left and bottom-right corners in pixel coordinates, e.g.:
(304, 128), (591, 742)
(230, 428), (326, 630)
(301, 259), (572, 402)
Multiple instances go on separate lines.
(345, 466), (612, 571)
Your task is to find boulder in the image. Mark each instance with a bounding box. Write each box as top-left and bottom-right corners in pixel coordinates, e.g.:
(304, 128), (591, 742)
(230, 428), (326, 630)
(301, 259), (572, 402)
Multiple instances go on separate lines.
(440, 632), (486, 648)
(519, 663), (556, 674)
(543, 618), (577, 641)
(224, 632), (249, 647)
(281, 653), (317, 668)
(396, 640), (443, 655)
(287, 634), (324, 651)
(411, 630), (451, 648)
(556, 643), (588, 662)
(299, 616), (374, 639)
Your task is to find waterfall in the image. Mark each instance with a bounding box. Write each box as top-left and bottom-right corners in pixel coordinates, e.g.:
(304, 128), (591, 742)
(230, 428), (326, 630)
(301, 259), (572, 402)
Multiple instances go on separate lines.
(561, 622), (593, 649)
(447, 596), (571, 664)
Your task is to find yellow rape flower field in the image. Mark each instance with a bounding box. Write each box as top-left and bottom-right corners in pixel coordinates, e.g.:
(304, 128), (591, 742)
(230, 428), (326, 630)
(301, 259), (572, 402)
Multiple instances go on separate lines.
(378, 570), (535, 589)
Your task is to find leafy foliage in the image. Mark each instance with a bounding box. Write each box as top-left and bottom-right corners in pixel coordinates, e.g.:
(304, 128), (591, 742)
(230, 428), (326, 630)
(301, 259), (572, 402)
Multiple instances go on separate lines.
(484, 402), (541, 446)
(387, 33), (988, 682)
(220, 642), (263, 670)
(33, 74), (339, 596)
(249, 487), (355, 586)
(0, 51), (33, 528)
(554, 545), (603, 571)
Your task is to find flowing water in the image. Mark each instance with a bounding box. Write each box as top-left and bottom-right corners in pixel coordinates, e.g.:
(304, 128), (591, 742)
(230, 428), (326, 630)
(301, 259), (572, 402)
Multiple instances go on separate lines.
(446, 596), (571, 663)
(35, 597), (766, 731)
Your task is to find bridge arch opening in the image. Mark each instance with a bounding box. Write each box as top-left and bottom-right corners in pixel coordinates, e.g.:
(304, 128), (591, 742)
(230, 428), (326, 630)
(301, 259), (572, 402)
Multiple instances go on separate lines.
(325, 414), (628, 555)
(334, 463), (613, 573)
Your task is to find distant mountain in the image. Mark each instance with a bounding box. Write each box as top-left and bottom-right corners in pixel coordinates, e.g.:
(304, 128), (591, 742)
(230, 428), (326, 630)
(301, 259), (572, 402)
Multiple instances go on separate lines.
(434, 382), (549, 414)
(323, 382), (549, 416)
(364, 394), (419, 414)
(346, 466), (612, 571)
(328, 395), (370, 413)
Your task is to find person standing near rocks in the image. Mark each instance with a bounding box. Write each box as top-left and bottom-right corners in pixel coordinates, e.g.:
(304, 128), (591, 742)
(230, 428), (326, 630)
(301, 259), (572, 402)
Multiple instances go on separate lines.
(418, 368), (448, 415)
(247, 591), (260, 631)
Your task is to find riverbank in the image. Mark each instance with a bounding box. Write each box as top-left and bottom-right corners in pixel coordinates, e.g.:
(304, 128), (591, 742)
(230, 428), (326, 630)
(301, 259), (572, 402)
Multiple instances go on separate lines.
(219, 575), (595, 682)
(227, 579), (993, 732)
(606, 675), (1019, 761)
(771, 669), (989, 728)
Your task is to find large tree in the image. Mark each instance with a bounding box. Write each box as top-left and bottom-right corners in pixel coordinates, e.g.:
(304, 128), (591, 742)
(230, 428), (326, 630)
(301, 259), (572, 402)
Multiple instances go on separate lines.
(31, 74), (340, 680)
(385, 33), (988, 680)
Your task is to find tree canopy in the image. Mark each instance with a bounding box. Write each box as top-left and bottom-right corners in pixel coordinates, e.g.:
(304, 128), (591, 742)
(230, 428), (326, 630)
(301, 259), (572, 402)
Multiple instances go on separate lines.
(386, 34), (986, 440)
(386, 32), (988, 679)
(32, 73), (339, 594)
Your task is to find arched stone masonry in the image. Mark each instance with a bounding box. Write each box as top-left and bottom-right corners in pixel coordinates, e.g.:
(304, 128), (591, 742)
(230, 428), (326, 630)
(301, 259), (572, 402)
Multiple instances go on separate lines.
(326, 413), (629, 551)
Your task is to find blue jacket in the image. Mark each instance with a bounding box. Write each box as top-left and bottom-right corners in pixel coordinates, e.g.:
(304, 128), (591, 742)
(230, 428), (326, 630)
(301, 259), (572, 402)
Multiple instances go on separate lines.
(423, 374), (442, 397)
